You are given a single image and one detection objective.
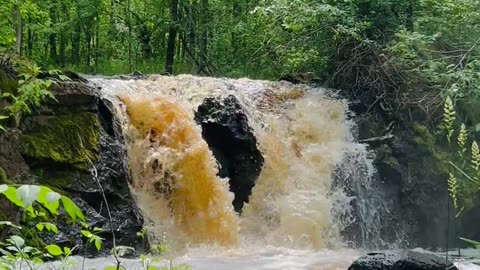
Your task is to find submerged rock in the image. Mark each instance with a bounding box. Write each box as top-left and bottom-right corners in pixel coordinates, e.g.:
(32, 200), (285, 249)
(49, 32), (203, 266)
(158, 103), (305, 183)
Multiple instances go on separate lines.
(195, 95), (264, 212)
(349, 250), (458, 270)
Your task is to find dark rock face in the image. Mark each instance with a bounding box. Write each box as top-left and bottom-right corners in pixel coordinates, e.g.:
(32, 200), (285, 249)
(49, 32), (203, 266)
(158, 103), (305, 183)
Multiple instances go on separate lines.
(0, 80), (143, 255)
(349, 250), (458, 270)
(195, 95), (264, 212)
(338, 109), (458, 249)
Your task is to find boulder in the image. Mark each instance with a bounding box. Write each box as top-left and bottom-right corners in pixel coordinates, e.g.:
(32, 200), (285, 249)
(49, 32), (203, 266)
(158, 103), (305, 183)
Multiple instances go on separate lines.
(0, 79), (144, 255)
(195, 95), (264, 212)
(349, 250), (458, 270)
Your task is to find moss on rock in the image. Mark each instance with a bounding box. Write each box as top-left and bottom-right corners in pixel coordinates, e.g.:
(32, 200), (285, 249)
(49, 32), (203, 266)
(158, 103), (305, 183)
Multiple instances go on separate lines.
(20, 113), (99, 170)
(411, 123), (449, 173)
(0, 167), (7, 184)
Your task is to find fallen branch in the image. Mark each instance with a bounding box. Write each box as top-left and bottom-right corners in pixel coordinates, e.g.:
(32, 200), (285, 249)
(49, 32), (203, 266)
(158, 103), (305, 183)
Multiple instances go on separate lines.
(359, 134), (395, 146)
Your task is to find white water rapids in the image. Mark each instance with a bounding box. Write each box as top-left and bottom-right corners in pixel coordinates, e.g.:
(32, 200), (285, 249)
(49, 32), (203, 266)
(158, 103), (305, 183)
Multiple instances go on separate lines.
(61, 75), (479, 270)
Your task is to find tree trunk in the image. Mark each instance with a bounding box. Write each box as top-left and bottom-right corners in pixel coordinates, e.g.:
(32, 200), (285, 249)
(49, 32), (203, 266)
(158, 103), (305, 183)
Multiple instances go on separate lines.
(165, 0), (178, 75)
(72, 23), (81, 65)
(49, 0), (58, 63)
(13, 0), (23, 55)
(59, 0), (69, 66)
(198, 0), (209, 75)
(231, 0), (241, 61)
(406, 0), (415, 32)
(126, 0), (132, 72)
(27, 17), (32, 57)
(95, 14), (99, 72)
(85, 28), (91, 67)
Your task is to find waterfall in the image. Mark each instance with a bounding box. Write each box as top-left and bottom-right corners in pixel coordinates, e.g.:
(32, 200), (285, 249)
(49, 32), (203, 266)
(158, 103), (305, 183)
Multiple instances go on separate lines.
(92, 75), (378, 251)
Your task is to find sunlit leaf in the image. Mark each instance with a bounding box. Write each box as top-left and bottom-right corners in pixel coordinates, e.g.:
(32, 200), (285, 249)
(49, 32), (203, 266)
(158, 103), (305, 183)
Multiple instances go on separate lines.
(45, 244), (63, 256)
(94, 237), (102, 251)
(36, 223), (44, 232)
(61, 196), (85, 222)
(81, 230), (92, 238)
(36, 187), (61, 214)
(2, 186), (23, 207)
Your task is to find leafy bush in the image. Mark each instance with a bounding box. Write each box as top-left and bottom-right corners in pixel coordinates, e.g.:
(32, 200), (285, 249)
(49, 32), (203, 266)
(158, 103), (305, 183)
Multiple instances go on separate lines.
(0, 184), (85, 269)
(0, 58), (60, 131)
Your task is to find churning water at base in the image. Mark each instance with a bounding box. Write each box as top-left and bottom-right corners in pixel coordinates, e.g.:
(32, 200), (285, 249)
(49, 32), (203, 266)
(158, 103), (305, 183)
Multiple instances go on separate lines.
(43, 248), (480, 270)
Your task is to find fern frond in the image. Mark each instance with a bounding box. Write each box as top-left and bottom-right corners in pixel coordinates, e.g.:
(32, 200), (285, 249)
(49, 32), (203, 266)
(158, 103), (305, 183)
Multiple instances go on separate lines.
(457, 123), (467, 157)
(443, 96), (455, 143)
(447, 172), (458, 210)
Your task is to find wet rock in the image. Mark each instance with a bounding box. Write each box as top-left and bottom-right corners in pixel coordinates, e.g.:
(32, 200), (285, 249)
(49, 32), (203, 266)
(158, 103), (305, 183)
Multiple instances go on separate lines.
(336, 104), (458, 249)
(0, 80), (143, 255)
(348, 250), (458, 270)
(195, 95), (264, 212)
(49, 81), (98, 107)
(37, 70), (88, 83)
(279, 72), (320, 84)
(0, 130), (30, 181)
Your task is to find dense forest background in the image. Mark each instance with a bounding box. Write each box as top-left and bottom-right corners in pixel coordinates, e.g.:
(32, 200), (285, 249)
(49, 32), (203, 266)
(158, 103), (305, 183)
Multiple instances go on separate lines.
(2, 0), (480, 126)
(0, 0), (478, 84)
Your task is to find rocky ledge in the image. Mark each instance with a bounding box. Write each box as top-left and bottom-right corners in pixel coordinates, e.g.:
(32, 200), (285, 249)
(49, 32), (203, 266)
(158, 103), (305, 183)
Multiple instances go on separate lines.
(0, 77), (143, 255)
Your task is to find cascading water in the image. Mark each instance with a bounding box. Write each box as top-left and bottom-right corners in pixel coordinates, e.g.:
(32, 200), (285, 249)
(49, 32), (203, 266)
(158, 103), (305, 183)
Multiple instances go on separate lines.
(89, 75), (384, 268)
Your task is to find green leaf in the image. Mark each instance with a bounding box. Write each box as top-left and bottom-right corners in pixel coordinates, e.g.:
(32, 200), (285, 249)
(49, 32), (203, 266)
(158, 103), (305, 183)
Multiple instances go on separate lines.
(32, 257), (44, 264)
(0, 185), (8, 194)
(63, 247), (71, 256)
(46, 223), (58, 233)
(61, 196), (85, 222)
(35, 223), (44, 232)
(2, 186), (23, 207)
(103, 267), (117, 270)
(9, 236), (24, 248)
(45, 245), (63, 256)
(89, 235), (104, 251)
(460, 237), (480, 248)
(94, 238), (102, 251)
(36, 186), (60, 214)
(37, 222), (58, 233)
(44, 80), (52, 88)
(81, 230), (92, 238)
(16, 185), (40, 207)
(0, 115), (9, 120)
